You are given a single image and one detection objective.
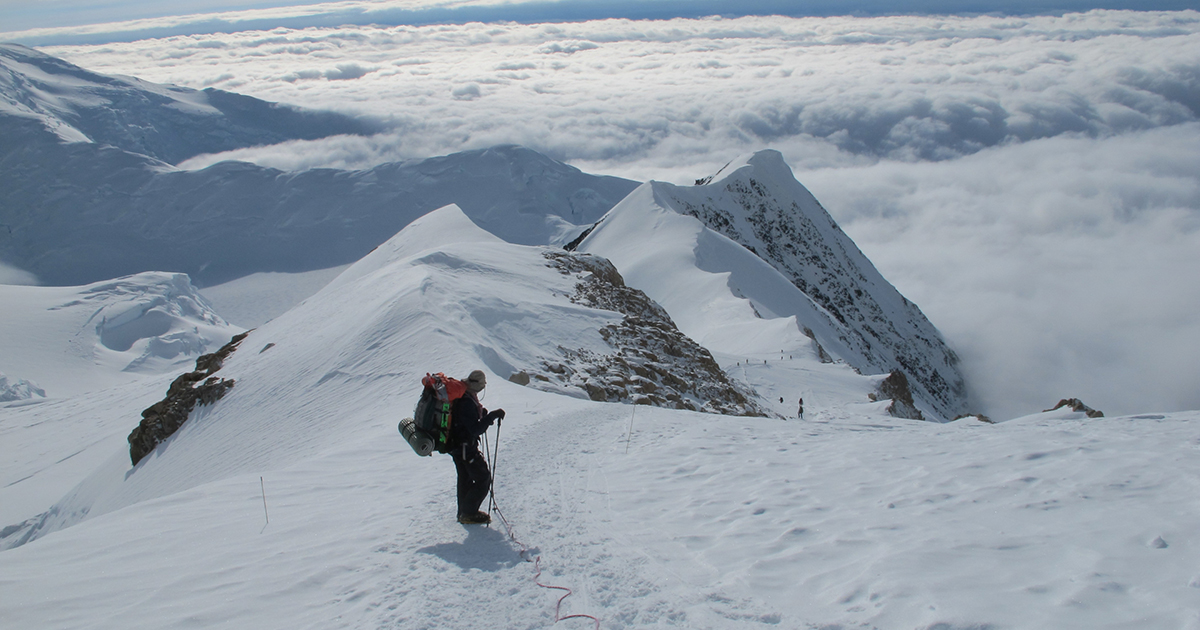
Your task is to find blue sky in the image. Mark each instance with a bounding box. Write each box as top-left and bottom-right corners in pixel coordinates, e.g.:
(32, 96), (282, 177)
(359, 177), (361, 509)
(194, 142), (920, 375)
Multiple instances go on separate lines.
(2, 0), (1196, 45)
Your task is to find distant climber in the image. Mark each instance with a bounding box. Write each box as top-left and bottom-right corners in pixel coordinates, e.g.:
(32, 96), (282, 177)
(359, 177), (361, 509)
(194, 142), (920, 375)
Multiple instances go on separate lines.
(450, 370), (505, 524)
(798, 397), (804, 420)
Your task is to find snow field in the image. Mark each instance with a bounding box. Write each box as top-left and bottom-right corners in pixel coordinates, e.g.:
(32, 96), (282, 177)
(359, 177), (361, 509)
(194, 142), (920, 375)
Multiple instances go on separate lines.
(582, 409), (1200, 629)
(3, 203), (1198, 629)
(4, 377), (1199, 629)
(0, 376), (173, 525)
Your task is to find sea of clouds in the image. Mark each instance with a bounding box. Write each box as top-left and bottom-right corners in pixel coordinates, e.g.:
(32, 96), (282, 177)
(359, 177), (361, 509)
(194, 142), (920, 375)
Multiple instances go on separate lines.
(29, 9), (1200, 419)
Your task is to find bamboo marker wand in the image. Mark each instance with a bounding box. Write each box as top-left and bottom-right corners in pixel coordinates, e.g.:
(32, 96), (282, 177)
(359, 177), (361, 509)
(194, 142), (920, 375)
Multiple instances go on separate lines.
(626, 405), (637, 454)
(260, 476), (269, 525)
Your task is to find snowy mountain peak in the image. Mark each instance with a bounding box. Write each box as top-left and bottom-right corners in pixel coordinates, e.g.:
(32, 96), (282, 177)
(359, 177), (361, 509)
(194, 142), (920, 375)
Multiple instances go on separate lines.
(581, 150), (971, 420)
(0, 47), (638, 288)
(714, 149), (796, 184)
(0, 43), (378, 164)
(325, 203), (499, 290)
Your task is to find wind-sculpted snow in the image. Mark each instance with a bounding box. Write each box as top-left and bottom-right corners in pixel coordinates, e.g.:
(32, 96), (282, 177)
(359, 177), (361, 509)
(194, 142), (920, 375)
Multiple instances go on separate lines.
(581, 151), (971, 420)
(0, 373), (45, 403)
(0, 272), (241, 399)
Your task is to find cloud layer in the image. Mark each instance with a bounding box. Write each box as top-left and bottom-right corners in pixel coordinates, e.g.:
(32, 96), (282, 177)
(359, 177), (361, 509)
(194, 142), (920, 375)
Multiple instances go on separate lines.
(46, 12), (1200, 169)
(8, 0), (1197, 45)
(803, 125), (1200, 420)
(36, 10), (1200, 418)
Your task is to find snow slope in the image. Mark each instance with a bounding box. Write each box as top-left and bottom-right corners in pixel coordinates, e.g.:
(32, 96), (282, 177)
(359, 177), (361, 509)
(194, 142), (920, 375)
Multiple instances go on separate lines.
(7, 398), (1199, 630)
(580, 151), (970, 421)
(2, 204), (1198, 629)
(0, 204), (760, 546)
(198, 265), (351, 328)
(0, 272), (240, 523)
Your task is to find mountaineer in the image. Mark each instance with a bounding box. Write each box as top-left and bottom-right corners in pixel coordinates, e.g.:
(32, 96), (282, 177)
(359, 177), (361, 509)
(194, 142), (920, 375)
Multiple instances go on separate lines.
(449, 370), (504, 524)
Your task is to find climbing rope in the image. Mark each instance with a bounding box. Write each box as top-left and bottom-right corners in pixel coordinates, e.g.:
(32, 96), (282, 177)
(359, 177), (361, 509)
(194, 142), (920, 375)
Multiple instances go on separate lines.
(483, 422), (601, 630)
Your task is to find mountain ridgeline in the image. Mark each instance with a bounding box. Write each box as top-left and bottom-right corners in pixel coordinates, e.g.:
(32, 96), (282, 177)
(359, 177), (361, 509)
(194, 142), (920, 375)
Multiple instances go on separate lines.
(0, 45), (972, 420)
(0, 43), (638, 286)
(578, 153), (972, 420)
(676, 154), (968, 419)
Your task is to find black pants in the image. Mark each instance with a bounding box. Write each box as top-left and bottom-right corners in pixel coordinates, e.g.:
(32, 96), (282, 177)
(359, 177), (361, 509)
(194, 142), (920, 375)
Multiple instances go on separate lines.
(451, 441), (491, 516)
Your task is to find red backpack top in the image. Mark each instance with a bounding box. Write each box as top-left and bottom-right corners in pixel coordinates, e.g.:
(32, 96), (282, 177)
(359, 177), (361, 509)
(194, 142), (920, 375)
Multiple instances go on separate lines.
(413, 373), (468, 453)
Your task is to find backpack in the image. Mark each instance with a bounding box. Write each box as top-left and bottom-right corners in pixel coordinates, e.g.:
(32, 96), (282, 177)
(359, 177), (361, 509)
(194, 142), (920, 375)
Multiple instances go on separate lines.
(412, 372), (468, 454)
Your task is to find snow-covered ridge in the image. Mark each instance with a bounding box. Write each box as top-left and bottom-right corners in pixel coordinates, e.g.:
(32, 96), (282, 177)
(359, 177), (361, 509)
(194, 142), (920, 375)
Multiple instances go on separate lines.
(0, 43), (378, 164)
(581, 150), (971, 420)
(0, 45), (638, 287)
(1, 204), (771, 547)
(0, 124), (637, 286)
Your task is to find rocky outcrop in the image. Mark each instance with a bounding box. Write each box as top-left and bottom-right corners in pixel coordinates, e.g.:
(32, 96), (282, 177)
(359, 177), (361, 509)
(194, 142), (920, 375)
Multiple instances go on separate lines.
(871, 370), (924, 421)
(803, 326), (835, 364)
(1045, 398), (1104, 418)
(540, 251), (768, 417)
(127, 332), (248, 466)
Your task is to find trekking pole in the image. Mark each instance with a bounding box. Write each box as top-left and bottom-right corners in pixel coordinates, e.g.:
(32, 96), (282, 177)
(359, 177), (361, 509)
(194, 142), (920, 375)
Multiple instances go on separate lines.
(488, 420), (502, 516)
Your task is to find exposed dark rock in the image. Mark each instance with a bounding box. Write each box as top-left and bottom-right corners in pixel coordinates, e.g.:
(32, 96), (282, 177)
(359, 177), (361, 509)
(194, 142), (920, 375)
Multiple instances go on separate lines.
(694, 160), (732, 186)
(803, 326), (835, 364)
(127, 332), (248, 466)
(877, 370), (924, 421)
(1045, 398), (1104, 418)
(955, 413), (994, 424)
(563, 221), (600, 252)
(508, 371), (531, 386)
(542, 251), (768, 417)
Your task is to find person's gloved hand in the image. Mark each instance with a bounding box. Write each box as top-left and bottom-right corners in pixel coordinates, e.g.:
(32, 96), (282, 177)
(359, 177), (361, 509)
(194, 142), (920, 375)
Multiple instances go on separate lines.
(485, 408), (505, 426)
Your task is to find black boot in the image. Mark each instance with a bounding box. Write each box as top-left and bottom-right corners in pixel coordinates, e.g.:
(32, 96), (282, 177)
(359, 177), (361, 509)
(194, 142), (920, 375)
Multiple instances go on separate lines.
(457, 511), (491, 525)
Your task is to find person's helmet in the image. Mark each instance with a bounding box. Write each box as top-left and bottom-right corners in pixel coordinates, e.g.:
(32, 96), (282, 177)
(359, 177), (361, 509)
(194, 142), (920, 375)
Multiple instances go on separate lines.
(466, 370), (487, 393)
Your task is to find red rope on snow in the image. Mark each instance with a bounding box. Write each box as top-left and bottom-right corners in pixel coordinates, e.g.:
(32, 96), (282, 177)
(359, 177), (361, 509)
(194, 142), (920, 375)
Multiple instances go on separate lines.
(532, 554), (600, 628)
(493, 505), (601, 629)
(491, 497), (600, 630)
